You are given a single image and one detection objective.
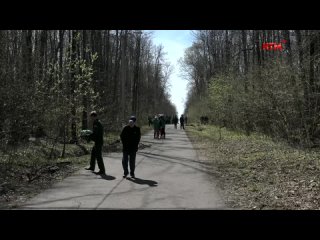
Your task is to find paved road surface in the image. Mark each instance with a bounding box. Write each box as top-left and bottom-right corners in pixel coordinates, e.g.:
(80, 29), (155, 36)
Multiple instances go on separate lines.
(19, 124), (225, 209)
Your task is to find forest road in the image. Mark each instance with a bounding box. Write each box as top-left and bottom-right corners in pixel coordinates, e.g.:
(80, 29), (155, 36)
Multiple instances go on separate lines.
(19, 124), (225, 209)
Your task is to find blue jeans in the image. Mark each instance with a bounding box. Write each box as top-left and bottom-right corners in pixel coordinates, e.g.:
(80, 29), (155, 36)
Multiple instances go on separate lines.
(122, 151), (136, 176)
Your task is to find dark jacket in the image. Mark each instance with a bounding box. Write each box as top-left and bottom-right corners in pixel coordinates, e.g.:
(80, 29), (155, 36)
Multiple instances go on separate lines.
(120, 125), (141, 152)
(89, 119), (104, 145)
(159, 117), (166, 129)
(173, 116), (178, 124)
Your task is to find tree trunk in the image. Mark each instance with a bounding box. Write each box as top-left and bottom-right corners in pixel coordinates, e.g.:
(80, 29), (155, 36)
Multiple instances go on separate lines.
(70, 30), (78, 143)
(112, 30), (120, 110)
(120, 30), (128, 120)
(132, 31), (142, 115)
(241, 30), (248, 92)
(82, 30), (88, 130)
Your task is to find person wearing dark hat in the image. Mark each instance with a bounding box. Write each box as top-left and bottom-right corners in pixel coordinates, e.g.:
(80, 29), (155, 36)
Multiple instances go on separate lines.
(120, 116), (141, 178)
(85, 111), (106, 175)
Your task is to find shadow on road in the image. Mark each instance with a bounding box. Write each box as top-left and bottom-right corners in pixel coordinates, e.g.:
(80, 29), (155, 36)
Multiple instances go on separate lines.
(138, 152), (216, 177)
(127, 177), (158, 187)
(94, 172), (116, 180)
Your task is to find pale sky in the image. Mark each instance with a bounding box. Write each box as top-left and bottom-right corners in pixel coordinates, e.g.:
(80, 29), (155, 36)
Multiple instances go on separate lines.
(145, 30), (194, 117)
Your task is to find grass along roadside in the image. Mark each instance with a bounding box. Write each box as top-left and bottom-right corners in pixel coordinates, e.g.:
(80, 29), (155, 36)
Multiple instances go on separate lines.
(186, 124), (320, 209)
(0, 142), (91, 209)
(0, 131), (118, 208)
(0, 127), (150, 209)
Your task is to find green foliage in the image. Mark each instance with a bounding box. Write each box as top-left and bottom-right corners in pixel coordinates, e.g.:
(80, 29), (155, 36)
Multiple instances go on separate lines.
(0, 30), (177, 149)
(41, 45), (99, 142)
(208, 74), (239, 127)
(186, 60), (308, 145)
(183, 30), (320, 146)
(186, 96), (211, 124)
(246, 61), (304, 142)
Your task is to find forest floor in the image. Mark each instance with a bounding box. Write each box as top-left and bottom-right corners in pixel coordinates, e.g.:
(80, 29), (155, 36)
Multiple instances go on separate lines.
(0, 126), (151, 209)
(0, 131), (124, 209)
(187, 124), (320, 209)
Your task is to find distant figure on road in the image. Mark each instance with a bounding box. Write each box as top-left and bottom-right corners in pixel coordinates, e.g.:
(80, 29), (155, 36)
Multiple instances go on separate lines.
(85, 111), (105, 175)
(159, 114), (166, 139)
(148, 116), (152, 127)
(153, 115), (160, 139)
(173, 115), (178, 129)
(120, 116), (141, 178)
(180, 114), (185, 130)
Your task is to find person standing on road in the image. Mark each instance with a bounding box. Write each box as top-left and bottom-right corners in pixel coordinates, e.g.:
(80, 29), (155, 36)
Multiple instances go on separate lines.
(85, 111), (106, 175)
(180, 114), (185, 130)
(173, 115), (178, 129)
(159, 114), (166, 139)
(153, 115), (160, 139)
(120, 116), (141, 178)
(148, 116), (153, 127)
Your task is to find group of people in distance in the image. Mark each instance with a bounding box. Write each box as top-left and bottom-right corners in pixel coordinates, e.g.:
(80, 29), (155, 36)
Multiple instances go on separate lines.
(149, 113), (187, 140)
(152, 114), (166, 139)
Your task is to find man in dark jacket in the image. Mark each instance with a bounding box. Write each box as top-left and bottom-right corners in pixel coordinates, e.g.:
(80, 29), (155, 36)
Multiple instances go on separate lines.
(173, 115), (178, 129)
(120, 116), (141, 178)
(180, 114), (185, 130)
(85, 111), (105, 175)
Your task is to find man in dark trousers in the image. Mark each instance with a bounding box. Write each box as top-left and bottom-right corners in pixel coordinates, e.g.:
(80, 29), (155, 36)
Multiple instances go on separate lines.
(173, 115), (178, 129)
(85, 111), (105, 175)
(180, 114), (185, 130)
(120, 116), (141, 178)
